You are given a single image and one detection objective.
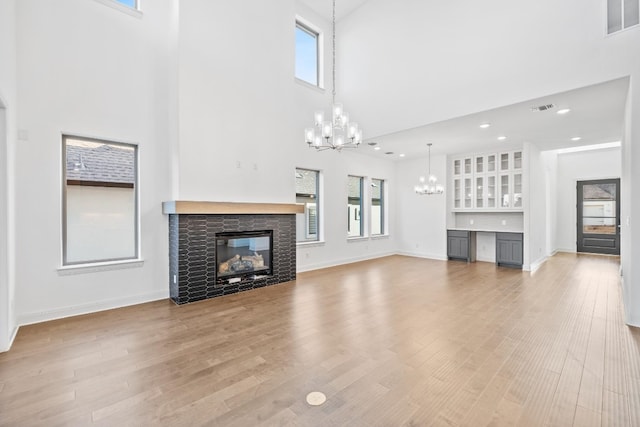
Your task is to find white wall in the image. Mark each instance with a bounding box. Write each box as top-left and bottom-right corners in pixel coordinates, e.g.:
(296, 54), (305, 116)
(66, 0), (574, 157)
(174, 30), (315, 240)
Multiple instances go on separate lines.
(542, 151), (559, 256)
(295, 151), (397, 271)
(526, 143), (548, 271)
(621, 83), (634, 323)
(178, 0), (296, 203)
(395, 154), (447, 260)
(0, 0), (17, 351)
(555, 147), (621, 252)
(177, 0), (398, 273)
(15, 0), (175, 325)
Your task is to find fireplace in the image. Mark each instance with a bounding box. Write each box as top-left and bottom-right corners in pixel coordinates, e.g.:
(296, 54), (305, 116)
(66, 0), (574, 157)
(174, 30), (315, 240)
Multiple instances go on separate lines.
(164, 200), (303, 304)
(216, 230), (273, 281)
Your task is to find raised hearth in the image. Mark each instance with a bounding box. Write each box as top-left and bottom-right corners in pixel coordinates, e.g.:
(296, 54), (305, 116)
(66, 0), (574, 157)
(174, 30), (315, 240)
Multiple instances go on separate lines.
(165, 201), (303, 305)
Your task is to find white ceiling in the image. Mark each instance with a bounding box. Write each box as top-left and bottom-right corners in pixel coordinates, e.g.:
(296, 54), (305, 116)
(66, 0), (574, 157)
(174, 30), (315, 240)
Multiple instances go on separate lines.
(298, 0), (371, 21)
(357, 77), (629, 160)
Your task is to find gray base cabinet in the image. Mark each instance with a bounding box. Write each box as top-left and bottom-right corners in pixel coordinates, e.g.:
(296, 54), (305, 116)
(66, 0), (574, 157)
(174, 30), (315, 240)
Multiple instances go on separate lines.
(447, 230), (477, 262)
(496, 232), (523, 268)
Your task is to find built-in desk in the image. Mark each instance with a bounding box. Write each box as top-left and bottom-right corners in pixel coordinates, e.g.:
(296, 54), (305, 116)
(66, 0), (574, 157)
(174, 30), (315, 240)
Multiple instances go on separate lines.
(447, 229), (523, 269)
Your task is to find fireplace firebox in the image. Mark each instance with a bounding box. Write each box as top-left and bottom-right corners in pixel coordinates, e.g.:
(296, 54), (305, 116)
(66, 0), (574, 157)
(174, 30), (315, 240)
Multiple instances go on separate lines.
(215, 230), (273, 282)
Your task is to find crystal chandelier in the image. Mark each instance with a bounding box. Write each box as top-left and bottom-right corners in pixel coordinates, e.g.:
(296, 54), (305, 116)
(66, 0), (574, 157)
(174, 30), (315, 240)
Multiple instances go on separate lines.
(415, 143), (444, 195)
(305, 0), (363, 151)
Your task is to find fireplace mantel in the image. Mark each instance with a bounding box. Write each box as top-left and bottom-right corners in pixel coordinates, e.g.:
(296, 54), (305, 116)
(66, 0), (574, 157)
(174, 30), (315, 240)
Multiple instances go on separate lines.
(162, 201), (304, 215)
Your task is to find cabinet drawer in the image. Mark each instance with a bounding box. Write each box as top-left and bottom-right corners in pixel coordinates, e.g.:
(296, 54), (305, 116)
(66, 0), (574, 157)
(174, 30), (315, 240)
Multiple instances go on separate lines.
(496, 232), (523, 242)
(447, 230), (469, 238)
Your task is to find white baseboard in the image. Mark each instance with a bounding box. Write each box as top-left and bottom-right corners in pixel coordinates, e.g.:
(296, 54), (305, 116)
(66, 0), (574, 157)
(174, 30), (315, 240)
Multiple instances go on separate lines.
(555, 248), (576, 254)
(296, 251), (396, 273)
(0, 325), (19, 353)
(17, 290), (168, 327)
(625, 315), (640, 329)
(529, 256), (548, 273)
(395, 251), (448, 261)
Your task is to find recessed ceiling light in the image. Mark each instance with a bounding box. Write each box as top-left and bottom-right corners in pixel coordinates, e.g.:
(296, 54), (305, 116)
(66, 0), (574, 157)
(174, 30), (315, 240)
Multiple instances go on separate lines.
(497, 136), (506, 140)
(571, 136), (582, 141)
(557, 108), (571, 115)
(480, 123), (491, 129)
(399, 153), (405, 157)
(367, 142), (378, 146)
(385, 151), (394, 155)
(374, 146), (381, 150)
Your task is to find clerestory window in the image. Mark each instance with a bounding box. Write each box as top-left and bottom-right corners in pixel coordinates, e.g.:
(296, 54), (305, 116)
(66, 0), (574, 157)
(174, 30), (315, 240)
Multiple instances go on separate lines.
(295, 20), (320, 87)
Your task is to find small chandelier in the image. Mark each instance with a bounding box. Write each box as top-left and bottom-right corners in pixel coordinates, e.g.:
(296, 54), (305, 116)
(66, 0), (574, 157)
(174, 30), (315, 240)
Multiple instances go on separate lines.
(304, 0), (363, 151)
(415, 143), (444, 195)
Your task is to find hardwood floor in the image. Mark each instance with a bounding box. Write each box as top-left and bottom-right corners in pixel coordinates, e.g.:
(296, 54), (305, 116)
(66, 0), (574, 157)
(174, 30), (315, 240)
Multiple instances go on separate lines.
(1, 253), (638, 426)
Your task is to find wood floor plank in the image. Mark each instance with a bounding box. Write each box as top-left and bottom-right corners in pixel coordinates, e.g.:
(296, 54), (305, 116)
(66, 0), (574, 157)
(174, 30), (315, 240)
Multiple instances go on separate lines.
(0, 253), (636, 426)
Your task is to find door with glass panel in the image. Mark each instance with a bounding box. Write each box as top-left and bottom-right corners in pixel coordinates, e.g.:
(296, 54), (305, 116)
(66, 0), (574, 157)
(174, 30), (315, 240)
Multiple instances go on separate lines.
(577, 179), (620, 255)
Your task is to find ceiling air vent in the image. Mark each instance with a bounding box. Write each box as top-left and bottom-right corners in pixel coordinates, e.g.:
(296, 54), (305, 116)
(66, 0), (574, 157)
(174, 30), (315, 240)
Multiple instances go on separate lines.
(530, 103), (556, 112)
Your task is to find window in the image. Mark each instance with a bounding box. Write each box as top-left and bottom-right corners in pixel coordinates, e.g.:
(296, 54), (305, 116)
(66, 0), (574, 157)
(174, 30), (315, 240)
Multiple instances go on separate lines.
(295, 20), (319, 86)
(115, 0), (137, 8)
(296, 168), (320, 242)
(371, 179), (385, 235)
(608, 0), (639, 33)
(93, 0), (141, 16)
(348, 175), (364, 237)
(62, 135), (138, 265)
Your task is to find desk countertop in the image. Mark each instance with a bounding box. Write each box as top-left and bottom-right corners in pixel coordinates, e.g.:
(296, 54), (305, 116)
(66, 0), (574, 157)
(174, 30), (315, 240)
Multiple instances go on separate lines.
(447, 228), (524, 233)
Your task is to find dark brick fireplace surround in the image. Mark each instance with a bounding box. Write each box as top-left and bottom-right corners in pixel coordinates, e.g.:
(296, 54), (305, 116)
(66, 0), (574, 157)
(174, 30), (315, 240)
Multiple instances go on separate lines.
(163, 201), (303, 304)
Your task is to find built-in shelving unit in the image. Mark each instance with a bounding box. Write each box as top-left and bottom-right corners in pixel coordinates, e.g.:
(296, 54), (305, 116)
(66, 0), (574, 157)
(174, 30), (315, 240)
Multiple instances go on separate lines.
(452, 149), (523, 212)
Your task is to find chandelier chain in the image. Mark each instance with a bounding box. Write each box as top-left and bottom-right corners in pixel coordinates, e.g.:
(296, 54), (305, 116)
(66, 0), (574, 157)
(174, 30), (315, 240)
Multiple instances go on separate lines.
(332, 0), (336, 104)
(304, 0), (362, 151)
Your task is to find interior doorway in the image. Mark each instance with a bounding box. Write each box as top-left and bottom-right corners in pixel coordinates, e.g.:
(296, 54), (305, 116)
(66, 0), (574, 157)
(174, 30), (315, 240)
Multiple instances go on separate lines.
(577, 178), (620, 255)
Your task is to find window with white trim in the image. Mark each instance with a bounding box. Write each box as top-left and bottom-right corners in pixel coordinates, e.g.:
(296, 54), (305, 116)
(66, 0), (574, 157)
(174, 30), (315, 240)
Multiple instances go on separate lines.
(371, 178), (385, 235)
(117, 0), (137, 8)
(62, 135), (139, 265)
(296, 168), (320, 242)
(608, 0), (639, 33)
(295, 20), (320, 86)
(348, 175), (364, 237)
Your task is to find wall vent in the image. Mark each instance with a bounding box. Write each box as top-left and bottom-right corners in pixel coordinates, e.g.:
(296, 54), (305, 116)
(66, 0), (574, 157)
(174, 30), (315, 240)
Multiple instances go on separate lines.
(530, 103), (556, 112)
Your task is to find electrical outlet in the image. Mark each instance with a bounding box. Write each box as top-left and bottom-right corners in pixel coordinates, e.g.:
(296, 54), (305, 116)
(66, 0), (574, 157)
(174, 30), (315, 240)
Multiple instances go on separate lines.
(173, 275), (177, 284)
(236, 161), (241, 168)
(501, 219), (507, 226)
(469, 219), (474, 225)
